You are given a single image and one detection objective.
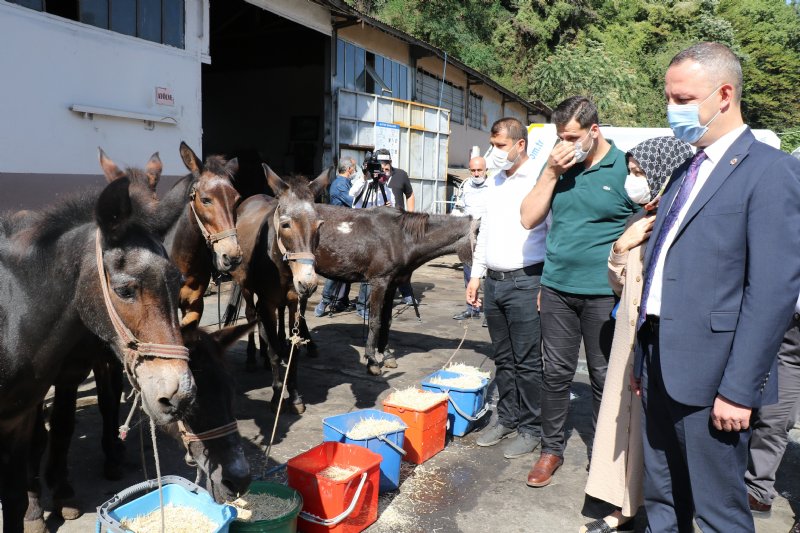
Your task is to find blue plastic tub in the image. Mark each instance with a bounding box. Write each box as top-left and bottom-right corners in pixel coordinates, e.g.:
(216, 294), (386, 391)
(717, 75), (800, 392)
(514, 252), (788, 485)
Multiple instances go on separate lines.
(322, 409), (406, 492)
(421, 370), (489, 437)
(96, 475), (236, 532)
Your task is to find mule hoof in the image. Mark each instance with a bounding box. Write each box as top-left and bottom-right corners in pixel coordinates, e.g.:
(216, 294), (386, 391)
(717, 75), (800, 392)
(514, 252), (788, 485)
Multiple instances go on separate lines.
(382, 357), (398, 369)
(23, 518), (46, 533)
(288, 402), (306, 415)
(57, 502), (82, 521)
(366, 361), (382, 376)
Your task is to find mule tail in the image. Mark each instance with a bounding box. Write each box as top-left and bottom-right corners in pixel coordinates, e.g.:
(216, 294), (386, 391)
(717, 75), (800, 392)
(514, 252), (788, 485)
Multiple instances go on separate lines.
(222, 282), (243, 326)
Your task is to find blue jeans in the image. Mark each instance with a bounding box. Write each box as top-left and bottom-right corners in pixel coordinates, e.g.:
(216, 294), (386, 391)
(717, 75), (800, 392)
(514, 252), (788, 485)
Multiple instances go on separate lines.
(484, 270), (543, 435)
(321, 278), (351, 308)
(357, 282), (370, 313)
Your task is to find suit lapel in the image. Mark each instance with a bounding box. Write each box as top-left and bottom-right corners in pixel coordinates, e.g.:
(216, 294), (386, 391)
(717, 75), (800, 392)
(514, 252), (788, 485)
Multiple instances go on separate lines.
(672, 129), (755, 240)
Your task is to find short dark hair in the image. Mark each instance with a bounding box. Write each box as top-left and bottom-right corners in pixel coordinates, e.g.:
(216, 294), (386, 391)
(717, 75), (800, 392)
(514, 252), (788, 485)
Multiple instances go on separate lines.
(669, 42), (743, 102)
(552, 96), (599, 129)
(490, 117), (527, 150)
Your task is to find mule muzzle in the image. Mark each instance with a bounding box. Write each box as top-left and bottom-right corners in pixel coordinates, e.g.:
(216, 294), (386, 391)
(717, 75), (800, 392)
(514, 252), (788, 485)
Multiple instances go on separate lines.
(138, 365), (196, 424)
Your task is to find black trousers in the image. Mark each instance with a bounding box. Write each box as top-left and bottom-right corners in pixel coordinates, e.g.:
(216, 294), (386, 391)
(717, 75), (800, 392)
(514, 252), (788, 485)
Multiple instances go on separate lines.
(539, 285), (614, 456)
(483, 270), (543, 435)
(640, 327), (754, 533)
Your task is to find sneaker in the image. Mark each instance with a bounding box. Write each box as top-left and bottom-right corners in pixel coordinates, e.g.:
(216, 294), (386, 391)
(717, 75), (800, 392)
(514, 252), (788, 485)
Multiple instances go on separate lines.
(453, 309), (478, 320)
(482, 316), (488, 327)
(401, 296), (418, 305)
(476, 423), (517, 447)
(503, 432), (541, 459)
(313, 301), (327, 317)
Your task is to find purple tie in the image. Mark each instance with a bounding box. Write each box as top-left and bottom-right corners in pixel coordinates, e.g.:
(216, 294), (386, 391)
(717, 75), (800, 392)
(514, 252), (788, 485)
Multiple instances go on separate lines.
(638, 150), (707, 326)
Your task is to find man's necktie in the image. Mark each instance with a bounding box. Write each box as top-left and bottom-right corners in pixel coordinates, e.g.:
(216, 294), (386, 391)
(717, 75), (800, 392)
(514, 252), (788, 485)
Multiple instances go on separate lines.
(638, 150), (707, 327)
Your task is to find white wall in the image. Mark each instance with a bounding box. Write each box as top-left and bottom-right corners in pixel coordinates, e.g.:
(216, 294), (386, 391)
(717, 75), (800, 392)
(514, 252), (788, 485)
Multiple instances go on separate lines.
(0, 1), (206, 176)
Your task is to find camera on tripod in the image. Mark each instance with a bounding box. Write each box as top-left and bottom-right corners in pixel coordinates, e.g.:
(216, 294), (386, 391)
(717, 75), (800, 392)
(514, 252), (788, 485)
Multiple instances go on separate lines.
(362, 150), (392, 182)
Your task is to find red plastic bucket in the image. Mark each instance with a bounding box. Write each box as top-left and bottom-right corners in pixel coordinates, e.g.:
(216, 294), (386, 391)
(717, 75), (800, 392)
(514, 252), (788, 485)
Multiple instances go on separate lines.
(382, 390), (448, 464)
(286, 442), (381, 533)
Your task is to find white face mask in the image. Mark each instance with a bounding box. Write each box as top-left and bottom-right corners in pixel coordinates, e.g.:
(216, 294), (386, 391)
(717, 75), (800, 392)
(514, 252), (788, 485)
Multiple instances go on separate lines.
(471, 175), (486, 185)
(624, 174), (652, 205)
(485, 145), (519, 171)
(573, 133), (594, 163)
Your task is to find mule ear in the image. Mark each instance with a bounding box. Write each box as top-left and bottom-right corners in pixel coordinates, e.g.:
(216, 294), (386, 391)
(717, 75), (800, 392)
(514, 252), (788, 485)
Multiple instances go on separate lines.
(96, 177), (133, 243)
(179, 141), (202, 176)
(210, 321), (257, 351)
(225, 157), (239, 180)
(98, 148), (126, 183)
(309, 167), (332, 200)
(144, 152), (162, 190)
(263, 163), (288, 197)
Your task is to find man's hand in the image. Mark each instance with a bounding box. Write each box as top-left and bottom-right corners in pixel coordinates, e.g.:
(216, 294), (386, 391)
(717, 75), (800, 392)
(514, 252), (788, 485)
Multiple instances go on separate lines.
(466, 277), (482, 308)
(547, 140), (578, 175)
(630, 370), (642, 398)
(711, 394), (752, 432)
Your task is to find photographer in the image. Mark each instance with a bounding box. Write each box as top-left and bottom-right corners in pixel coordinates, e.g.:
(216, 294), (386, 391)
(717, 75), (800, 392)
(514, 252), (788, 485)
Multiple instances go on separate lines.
(349, 150), (395, 208)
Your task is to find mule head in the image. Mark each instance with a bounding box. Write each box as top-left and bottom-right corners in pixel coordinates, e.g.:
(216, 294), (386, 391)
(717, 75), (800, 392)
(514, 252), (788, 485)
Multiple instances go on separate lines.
(98, 148), (161, 214)
(174, 322), (254, 502)
(263, 163), (326, 298)
(181, 142), (243, 272)
(92, 177), (196, 425)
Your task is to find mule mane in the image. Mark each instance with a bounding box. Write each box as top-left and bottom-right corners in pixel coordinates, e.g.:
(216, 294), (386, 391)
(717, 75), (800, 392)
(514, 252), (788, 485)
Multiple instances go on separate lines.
(202, 155), (235, 179)
(398, 211), (430, 240)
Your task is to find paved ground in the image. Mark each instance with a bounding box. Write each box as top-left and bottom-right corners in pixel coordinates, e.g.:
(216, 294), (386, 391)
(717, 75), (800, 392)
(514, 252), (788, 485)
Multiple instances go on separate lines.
(6, 255), (799, 532)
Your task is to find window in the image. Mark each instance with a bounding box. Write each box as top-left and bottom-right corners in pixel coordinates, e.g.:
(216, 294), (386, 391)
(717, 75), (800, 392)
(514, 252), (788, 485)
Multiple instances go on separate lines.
(468, 92), (483, 130)
(8, 0), (185, 48)
(335, 38), (409, 100)
(415, 69), (464, 124)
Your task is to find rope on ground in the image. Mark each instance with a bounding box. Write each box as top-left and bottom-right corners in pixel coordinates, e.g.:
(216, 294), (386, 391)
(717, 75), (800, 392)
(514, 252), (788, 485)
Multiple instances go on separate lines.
(262, 315), (308, 477)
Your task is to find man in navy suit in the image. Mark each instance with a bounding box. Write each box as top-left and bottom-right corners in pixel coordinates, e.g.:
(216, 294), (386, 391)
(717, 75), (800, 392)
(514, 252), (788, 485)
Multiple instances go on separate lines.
(632, 42), (800, 531)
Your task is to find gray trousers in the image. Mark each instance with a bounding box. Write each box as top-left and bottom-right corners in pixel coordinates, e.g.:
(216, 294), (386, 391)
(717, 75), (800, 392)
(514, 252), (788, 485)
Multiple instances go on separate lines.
(746, 313), (800, 505)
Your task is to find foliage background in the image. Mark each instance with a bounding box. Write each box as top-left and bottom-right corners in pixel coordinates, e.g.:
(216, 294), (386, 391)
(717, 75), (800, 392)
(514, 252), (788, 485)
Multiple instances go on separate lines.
(346, 0), (800, 153)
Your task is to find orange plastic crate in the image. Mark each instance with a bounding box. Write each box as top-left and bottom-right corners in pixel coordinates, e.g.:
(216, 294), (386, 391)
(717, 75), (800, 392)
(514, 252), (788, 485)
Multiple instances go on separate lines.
(382, 390), (448, 464)
(287, 442), (381, 533)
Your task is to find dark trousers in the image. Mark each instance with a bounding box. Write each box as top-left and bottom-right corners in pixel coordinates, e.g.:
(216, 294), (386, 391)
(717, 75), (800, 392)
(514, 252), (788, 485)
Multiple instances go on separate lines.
(483, 270), (542, 435)
(640, 328), (754, 533)
(321, 278), (351, 307)
(746, 314), (800, 505)
(539, 285), (614, 456)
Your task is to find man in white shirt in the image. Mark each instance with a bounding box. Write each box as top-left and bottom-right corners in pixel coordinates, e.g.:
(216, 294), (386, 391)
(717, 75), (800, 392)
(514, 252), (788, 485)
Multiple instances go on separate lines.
(454, 155), (490, 321)
(631, 42), (800, 532)
(466, 117), (549, 459)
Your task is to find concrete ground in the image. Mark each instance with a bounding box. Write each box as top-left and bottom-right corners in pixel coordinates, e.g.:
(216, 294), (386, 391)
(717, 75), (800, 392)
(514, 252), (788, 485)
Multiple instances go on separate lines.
(5, 255), (798, 532)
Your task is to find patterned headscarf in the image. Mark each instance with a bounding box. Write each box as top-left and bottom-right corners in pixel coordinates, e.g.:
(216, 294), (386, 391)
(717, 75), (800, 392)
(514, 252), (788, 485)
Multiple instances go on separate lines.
(627, 136), (694, 198)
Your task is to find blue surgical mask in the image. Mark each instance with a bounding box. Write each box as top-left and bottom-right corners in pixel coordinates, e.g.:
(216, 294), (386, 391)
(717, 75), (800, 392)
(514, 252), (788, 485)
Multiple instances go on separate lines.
(667, 86), (722, 144)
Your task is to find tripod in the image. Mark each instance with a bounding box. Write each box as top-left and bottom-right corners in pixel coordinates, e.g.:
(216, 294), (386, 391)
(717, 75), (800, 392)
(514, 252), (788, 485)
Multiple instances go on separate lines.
(358, 175), (389, 208)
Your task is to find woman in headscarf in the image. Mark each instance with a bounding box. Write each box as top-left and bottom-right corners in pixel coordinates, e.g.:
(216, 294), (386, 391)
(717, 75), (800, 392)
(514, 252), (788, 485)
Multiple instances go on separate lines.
(581, 136), (694, 533)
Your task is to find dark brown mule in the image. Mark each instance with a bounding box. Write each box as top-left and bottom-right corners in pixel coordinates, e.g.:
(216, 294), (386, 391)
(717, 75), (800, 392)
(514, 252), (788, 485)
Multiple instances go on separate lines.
(0, 162), (195, 533)
(24, 145), (244, 525)
(24, 323), (255, 532)
(168, 142), (242, 326)
(229, 165), (328, 414)
(310, 206), (477, 374)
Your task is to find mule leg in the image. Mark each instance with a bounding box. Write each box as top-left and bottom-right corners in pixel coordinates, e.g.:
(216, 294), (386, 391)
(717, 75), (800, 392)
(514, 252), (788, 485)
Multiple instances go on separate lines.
(259, 304), (286, 412)
(243, 294), (259, 372)
(298, 298), (317, 358)
(378, 282), (398, 369)
(282, 299), (306, 414)
(44, 384), (80, 520)
(364, 282), (388, 375)
(95, 355), (125, 482)
(3, 412), (36, 533)
(179, 271), (211, 327)
(24, 406), (47, 533)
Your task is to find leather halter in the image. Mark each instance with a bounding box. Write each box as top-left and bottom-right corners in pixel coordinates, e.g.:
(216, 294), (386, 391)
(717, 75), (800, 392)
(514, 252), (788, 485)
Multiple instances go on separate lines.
(189, 188), (238, 247)
(273, 206), (315, 265)
(177, 420), (239, 446)
(95, 230), (190, 389)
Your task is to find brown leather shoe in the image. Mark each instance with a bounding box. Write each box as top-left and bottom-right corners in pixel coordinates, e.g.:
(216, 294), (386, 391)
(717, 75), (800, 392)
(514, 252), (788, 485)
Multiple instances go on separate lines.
(526, 452), (563, 487)
(748, 493), (771, 515)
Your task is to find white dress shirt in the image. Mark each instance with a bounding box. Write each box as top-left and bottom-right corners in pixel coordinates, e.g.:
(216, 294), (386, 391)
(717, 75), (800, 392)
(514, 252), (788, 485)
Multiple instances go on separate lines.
(461, 179), (490, 219)
(348, 173), (395, 208)
(471, 158), (549, 279)
(646, 124), (748, 316)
